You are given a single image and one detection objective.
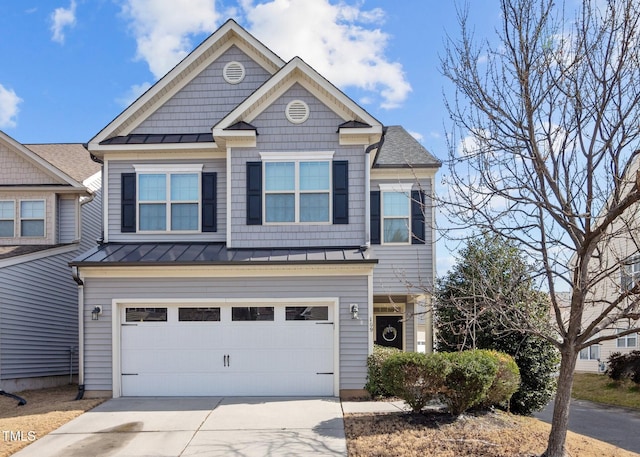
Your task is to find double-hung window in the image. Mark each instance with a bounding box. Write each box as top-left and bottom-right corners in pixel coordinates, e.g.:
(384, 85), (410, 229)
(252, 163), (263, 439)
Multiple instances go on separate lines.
(622, 257), (640, 291)
(617, 328), (637, 348)
(20, 200), (45, 237)
(262, 152), (332, 223)
(579, 344), (600, 360)
(135, 165), (202, 232)
(0, 201), (14, 237)
(379, 183), (413, 244)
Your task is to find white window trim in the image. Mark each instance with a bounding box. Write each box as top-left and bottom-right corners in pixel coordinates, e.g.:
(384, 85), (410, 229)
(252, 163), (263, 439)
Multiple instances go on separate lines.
(261, 153), (334, 225)
(579, 344), (600, 360)
(19, 199), (46, 238)
(0, 200), (15, 238)
(134, 164), (204, 233)
(379, 184), (413, 245)
(617, 328), (638, 348)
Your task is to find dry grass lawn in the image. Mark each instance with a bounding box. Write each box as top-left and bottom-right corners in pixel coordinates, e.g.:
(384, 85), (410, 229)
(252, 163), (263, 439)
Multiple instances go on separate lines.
(345, 410), (639, 457)
(0, 385), (105, 457)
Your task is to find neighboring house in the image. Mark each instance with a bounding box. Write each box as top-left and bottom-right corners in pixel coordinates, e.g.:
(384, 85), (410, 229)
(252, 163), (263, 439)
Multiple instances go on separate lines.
(0, 132), (101, 391)
(70, 19), (440, 398)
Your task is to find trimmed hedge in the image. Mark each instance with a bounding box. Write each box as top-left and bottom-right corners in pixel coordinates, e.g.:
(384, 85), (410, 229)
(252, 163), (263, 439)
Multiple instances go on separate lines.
(373, 349), (518, 415)
(365, 344), (402, 398)
(606, 351), (640, 383)
(477, 350), (521, 410)
(380, 352), (451, 413)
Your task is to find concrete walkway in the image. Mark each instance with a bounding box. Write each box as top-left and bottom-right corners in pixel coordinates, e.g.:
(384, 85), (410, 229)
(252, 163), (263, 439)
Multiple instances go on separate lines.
(12, 397), (347, 457)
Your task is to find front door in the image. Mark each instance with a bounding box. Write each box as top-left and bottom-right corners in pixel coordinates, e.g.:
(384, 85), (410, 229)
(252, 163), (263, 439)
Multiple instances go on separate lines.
(375, 315), (403, 350)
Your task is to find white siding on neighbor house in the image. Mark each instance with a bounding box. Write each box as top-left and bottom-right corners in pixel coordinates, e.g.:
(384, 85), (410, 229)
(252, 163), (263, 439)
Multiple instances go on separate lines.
(132, 46), (272, 135)
(106, 159), (226, 242)
(57, 196), (77, 243)
(82, 275), (369, 392)
(230, 84), (366, 248)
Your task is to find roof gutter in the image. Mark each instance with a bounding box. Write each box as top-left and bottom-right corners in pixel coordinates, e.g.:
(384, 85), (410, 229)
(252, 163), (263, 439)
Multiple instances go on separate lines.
(363, 126), (387, 249)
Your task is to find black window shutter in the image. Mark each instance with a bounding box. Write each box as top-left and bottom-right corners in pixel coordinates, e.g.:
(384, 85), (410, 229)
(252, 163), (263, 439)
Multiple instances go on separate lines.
(332, 160), (349, 224)
(411, 190), (426, 244)
(370, 190), (381, 244)
(202, 172), (217, 232)
(246, 162), (262, 225)
(121, 173), (136, 233)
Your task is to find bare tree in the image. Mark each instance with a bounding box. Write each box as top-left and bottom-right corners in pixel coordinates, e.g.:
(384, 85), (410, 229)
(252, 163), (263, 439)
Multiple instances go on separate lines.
(440, 0), (640, 455)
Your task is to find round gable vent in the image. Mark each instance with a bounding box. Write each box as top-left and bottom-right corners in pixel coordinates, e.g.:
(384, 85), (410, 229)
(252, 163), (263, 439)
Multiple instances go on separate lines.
(286, 100), (310, 124)
(223, 61), (245, 84)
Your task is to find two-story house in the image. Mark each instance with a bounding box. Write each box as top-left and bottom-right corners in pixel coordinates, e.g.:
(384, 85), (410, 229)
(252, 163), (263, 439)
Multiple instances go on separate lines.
(0, 132), (101, 391)
(70, 19), (440, 398)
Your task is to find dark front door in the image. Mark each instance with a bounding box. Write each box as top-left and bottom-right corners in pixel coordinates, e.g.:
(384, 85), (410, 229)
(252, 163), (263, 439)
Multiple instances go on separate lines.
(375, 315), (403, 350)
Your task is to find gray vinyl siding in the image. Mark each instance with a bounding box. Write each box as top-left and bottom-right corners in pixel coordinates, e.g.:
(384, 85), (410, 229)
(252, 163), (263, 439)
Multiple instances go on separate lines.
(82, 275), (369, 392)
(230, 84), (366, 248)
(132, 46), (272, 134)
(0, 251), (78, 379)
(57, 196), (77, 243)
(106, 159), (226, 242)
(0, 180), (101, 382)
(370, 178), (434, 295)
(405, 301), (415, 352)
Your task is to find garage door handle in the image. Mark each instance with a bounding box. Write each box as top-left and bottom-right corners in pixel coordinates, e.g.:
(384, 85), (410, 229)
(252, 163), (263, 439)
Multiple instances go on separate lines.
(122, 373), (138, 376)
(316, 372), (333, 375)
(223, 355), (230, 367)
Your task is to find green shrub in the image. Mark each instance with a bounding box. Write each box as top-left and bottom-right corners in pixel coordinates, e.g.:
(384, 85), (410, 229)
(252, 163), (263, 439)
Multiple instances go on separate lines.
(606, 351), (640, 384)
(365, 344), (402, 398)
(478, 350), (520, 410)
(380, 352), (451, 413)
(442, 350), (499, 416)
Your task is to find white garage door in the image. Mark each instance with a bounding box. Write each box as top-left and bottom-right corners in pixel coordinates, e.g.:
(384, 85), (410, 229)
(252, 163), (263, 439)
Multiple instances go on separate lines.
(119, 303), (335, 396)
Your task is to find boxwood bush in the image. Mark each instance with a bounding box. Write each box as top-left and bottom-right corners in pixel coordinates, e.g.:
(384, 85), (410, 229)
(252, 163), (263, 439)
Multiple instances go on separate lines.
(365, 344), (402, 398)
(442, 350), (499, 416)
(477, 350), (521, 410)
(380, 352), (451, 413)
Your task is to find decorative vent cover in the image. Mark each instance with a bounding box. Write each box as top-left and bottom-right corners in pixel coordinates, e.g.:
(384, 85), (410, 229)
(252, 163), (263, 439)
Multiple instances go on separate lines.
(286, 100), (310, 124)
(223, 61), (245, 84)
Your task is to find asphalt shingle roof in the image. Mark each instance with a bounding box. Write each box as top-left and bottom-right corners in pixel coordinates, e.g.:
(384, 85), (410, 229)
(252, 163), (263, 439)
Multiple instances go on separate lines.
(374, 125), (441, 168)
(25, 143), (101, 183)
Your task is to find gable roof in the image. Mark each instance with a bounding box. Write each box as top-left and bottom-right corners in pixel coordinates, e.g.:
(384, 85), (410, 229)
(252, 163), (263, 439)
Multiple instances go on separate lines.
(374, 126), (441, 168)
(212, 56), (381, 141)
(25, 143), (101, 183)
(0, 131), (87, 189)
(89, 19), (285, 147)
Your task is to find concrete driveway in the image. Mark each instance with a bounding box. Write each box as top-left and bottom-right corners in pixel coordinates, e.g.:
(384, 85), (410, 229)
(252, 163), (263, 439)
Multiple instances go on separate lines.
(12, 397), (347, 457)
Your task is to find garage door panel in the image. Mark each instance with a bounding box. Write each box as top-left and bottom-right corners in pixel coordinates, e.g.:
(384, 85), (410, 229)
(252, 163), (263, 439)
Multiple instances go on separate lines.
(120, 303), (335, 396)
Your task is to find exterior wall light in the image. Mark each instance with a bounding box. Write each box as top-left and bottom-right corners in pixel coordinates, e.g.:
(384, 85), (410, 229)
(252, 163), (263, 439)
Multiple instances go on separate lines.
(350, 304), (359, 320)
(92, 306), (102, 321)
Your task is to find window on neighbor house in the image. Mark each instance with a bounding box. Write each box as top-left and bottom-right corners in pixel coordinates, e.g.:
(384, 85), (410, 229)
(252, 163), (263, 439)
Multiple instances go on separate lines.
(138, 173), (199, 231)
(382, 191), (411, 244)
(264, 161), (330, 223)
(20, 200), (45, 237)
(617, 329), (638, 348)
(0, 201), (14, 237)
(579, 344), (600, 360)
(621, 257), (640, 291)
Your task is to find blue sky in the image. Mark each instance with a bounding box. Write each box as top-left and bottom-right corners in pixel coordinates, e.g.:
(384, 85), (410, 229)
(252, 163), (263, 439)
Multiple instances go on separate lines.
(0, 0), (501, 272)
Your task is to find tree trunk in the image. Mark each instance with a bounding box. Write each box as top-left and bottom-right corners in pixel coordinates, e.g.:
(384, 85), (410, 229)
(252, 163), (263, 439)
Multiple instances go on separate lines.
(544, 348), (578, 457)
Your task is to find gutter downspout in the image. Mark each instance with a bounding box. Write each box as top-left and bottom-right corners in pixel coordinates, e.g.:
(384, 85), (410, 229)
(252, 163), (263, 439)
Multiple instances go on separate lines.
(87, 147), (105, 244)
(363, 127), (387, 249)
(71, 266), (85, 400)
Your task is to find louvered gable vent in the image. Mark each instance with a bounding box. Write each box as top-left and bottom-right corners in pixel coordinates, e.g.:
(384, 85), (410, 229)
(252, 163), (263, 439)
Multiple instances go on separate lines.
(223, 61), (245, 84)
(286, 100), (309, 124)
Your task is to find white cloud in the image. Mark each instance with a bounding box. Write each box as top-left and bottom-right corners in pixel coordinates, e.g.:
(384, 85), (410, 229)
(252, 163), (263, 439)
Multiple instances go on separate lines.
(0, 84), (22, 128)
(121, 0), (220, 79)
(408, 130), (424, 142)
(117, 82), (153, 107)
(241, 0), (411, 109)
(50, 0), (77, 44)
